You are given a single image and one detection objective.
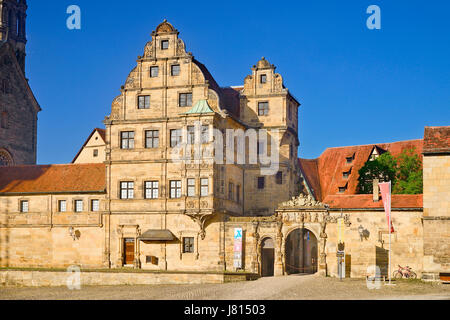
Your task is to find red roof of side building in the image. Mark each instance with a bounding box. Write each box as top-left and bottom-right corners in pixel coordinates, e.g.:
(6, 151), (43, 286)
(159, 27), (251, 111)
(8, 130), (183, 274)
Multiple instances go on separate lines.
(299, 139), (423, 207)
(423, 126), (450, 154)
(0, 163), (106, 194)
(323, 194), (422, 209)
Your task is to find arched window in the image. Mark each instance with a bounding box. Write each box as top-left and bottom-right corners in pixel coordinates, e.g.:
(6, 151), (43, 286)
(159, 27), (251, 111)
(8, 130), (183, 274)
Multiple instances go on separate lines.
(0, 149), (13, 166)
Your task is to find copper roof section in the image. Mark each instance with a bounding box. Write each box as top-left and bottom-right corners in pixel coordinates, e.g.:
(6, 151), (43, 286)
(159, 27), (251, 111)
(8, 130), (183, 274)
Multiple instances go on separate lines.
(0, 163), (106, 194)
(423, 126), (450, 154)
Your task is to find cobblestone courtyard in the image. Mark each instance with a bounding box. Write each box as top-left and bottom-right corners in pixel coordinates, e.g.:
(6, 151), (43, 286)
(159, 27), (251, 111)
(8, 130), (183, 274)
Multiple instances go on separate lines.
(1, 274), (449, 300)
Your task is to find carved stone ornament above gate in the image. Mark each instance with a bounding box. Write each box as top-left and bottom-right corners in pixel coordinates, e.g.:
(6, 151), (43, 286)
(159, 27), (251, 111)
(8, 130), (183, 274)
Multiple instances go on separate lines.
(279, 193), (327, 208)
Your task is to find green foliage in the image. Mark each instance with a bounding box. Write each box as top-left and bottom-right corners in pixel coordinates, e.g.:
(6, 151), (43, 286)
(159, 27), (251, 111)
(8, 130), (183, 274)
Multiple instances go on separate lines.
(357, 148), (423, 194)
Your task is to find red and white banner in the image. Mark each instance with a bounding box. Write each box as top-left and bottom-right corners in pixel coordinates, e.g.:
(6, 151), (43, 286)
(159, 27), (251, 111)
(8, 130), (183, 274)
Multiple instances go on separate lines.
(379, 181), (395, 233)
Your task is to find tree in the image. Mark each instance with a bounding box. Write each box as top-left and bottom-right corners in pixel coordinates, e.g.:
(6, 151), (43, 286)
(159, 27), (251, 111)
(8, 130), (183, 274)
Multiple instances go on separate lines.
(357, 152), (397, 194)
(357, 148), (423, 194)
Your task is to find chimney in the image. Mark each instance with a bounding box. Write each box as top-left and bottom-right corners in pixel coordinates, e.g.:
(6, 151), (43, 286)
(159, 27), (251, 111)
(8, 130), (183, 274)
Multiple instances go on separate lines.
(373, 179), (379, 202)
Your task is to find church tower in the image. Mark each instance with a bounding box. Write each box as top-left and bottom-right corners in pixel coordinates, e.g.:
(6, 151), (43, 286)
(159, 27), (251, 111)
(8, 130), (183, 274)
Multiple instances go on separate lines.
(0, 0), (40, 166)
(0, 0), (27, 73)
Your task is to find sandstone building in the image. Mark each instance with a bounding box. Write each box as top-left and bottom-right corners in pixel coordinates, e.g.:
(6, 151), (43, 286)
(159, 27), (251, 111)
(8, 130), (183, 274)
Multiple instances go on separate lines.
(0, 19), (448, 282)
(0, 0), (40, 166)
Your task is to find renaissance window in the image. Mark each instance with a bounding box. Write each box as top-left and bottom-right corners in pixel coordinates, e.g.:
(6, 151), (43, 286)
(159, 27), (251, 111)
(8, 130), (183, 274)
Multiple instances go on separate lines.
(120, 182), (134, 199)
(171, 64), (180, 76)
(228, 182), (234, 200)
(120, 131), (135, 149)
(183, 237), (194, 253)
(187, 126), (195, 145)
(258, 102), (269, 116)
(200, 178), (209, 197)
(145, 130), (159, 148)
(58, 200), (67, 212)
(150, 66), (159, 78)
(144, 181), (159, 199)
(20, 200), (29, 213)
(187, 178), (196, 197)
(276, 171), (283, 185)
(201, 125), (209, 143)
(170, 129), (182, 147)
(260, 74), (267, 83)
(74, 200), (83, 213)
(257, 177), (265, 190)
(91, 199), (100, 212)
(179, 93), (192, 107)
(170, 180), (182, 199)
(161, 40), (169, 50)
(138, 95), (150, 109)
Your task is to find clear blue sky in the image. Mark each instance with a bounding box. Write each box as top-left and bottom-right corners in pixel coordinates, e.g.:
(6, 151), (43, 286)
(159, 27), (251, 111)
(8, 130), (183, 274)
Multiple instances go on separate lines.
(26, 0), (450, 164)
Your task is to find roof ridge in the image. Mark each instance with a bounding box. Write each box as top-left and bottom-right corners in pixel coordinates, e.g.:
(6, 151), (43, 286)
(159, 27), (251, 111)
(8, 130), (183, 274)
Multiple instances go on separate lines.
(321, 138), (423, 152)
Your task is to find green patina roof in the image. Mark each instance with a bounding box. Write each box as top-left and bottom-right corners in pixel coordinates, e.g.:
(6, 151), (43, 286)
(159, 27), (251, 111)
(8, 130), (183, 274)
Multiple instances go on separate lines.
(183, 100), (215, 115)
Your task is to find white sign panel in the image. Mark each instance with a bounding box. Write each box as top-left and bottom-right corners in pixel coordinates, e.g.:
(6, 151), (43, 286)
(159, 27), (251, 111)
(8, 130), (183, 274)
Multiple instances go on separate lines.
(233, 228), (243, 269)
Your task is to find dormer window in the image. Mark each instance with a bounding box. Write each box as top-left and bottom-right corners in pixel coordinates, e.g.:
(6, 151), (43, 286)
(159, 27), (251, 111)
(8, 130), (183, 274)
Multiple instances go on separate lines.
(343, 168), (352, 179)
(260, 74), (267, 83)
(161, 40), (169, 50)
(338, 186), (347, 193)
(346, 153), (355, 164)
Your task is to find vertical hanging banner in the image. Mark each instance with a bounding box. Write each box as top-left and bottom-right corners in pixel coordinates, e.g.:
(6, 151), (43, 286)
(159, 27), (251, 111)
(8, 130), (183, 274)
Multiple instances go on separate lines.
(337, 218), (345, 244)
(233, 228), (243, 269)
(379, 182), (394, 233)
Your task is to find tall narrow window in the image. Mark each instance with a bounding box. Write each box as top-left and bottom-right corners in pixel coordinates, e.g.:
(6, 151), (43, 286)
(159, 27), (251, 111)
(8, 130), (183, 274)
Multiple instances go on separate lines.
(276, 171), (283, 185)
(150, 66), (159, 77)
(228, 182), (234, 200)
(145, 130), (159, 148)
(91, 199), (100, 212)
(179, 93), (192, 107)
(257, 177), (265, 190)
(258, 102), (269, 116)
(58, 200), (67, 213)
(1, 111), (8, 129)
(257, 141), (266, 155)
(201, 125), (209, 143)
(171, 64), (180, 76)
(187, 126), (195, 145)
(236, 185), (241, 203)
(170, 129), (182, 147)
(144, 181), (159, 199)
(288, 105), (292, 120)
(200, 178), (209, 197)
(74, 200), (83, 212)
(121, 131), (135, 149)
(120, 182), (134, 199)
(170, 180), (182, 199)
(138, 95), (150, 109)
(93, 149), (99, 157)
(187, 178), (196, 197)
(260, 74), (267, 83)
(20, 200), (28, 213)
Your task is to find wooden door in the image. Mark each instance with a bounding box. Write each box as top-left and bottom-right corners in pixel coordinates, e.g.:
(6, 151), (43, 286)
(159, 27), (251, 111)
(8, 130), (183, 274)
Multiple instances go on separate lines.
(261, 238), (275, 277)
(124, 238), (135, 265)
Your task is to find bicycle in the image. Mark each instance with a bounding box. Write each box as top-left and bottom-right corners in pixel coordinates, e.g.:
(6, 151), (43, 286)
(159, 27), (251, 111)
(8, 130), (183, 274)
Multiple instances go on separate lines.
(393, 265), (417, 279)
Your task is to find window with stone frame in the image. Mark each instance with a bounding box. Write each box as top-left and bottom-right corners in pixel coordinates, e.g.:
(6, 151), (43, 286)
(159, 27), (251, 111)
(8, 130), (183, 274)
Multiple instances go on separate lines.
(258, 102), (269, 116)
(228, 182), (234, 200)
(171, 64), (180, 76)
(58, 200), (67, 212)
(170, 180), (182, 199)
(257, 177), (265, 190)
(187, 178), (196, 197)
(144, 181), (159, 199)
(138, 95), (150, 109)
(201, 125), (209, 143)
(120, 182), (134, 199)
(150, 66), (159, 78)
(120, 131), (135, 149)
(170, 129), (182, 147)
(145, 130), (159, 148)
(179, 93), (192, 107)
(236, 185), (241, 203)
(187, 126), (195, 145)
(276, 171), (283, 185)
(183, 237), (194, 253)
(260, 74), (267, 84)
(91, 199), (100, 212)
(20, 200), (29, 213)
(200, 178), (209, 197)
(74, 200), (83, 212)
(161, 40), (169, 50)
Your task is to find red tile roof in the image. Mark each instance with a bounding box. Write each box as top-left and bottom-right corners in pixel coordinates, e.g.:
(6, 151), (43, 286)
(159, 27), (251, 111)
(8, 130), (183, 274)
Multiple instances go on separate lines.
(0, 164), (106, 194)
(300, 139), (423, 204)
(323, 194), (422, 209)
(423, 126), (450, 154)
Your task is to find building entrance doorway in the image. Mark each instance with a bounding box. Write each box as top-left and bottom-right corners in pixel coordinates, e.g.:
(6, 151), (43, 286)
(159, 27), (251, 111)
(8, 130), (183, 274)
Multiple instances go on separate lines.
(285, 228), (318, 274)
(261, 238), (275, 277)
(123, 238), (135, 266)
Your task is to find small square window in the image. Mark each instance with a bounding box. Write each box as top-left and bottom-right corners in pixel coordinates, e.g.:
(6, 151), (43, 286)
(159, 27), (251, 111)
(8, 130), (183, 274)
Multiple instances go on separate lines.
(120, 182), (134, 199)
(138, 95), (150, 109)
(257, 177), (265, 190)
(258, 102), (269, 116)
(179, 93), (192, 107)
(91, 199), (100, 212)
(121, 131), (135, 149)
(20, 200), (29, 213)
(58, 200), (67, 212)
(171, 64), (180, 76)
(145, 130), (159, 148)
(183, 237), (194, 253)
(170, 180), (182, 199)
(161, 40), (169, 50)
(150, 66), (159, 77)
(93, 149), (98, 157)
(145, 181), (159, 199)
(260, 74), (267, 83)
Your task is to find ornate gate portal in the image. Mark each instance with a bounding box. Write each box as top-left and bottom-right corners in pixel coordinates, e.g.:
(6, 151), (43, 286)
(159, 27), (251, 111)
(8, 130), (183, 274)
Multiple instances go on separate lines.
(285, 228), (318, 274)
